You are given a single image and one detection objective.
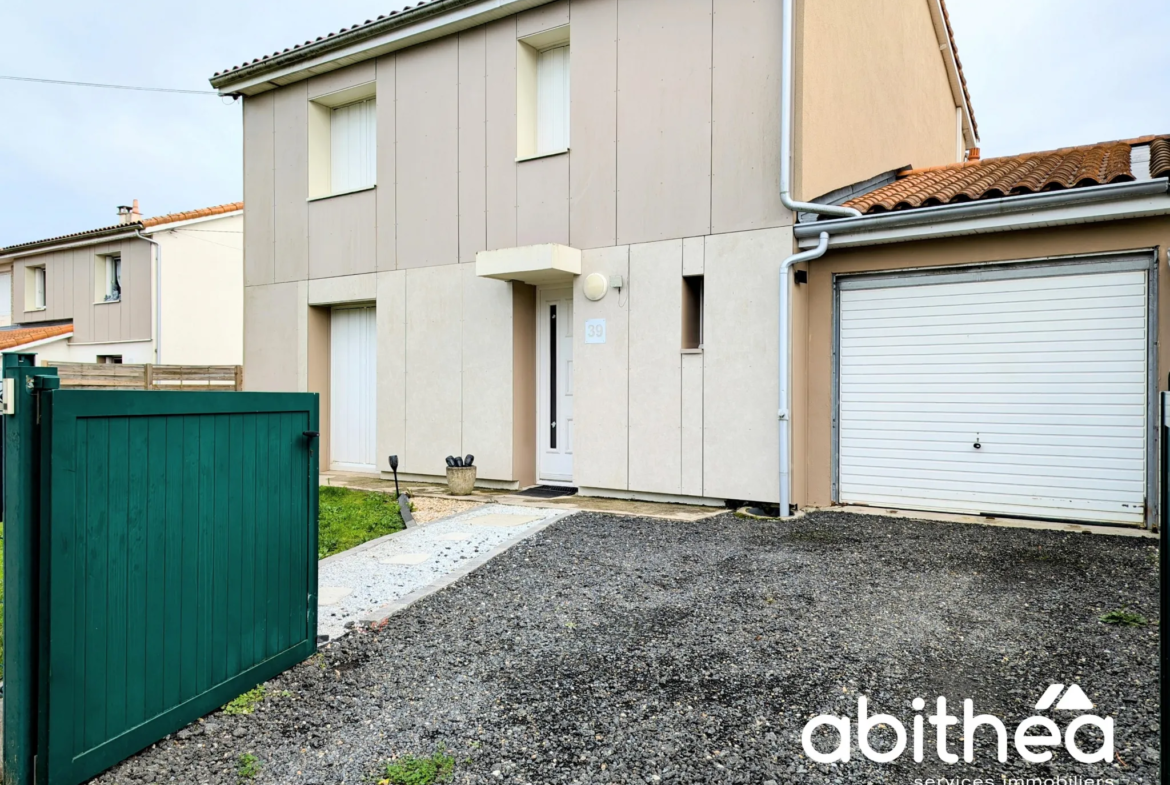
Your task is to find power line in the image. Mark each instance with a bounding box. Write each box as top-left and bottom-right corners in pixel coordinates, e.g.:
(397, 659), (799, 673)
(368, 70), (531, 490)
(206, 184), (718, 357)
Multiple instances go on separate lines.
(0, 74), (221, 95)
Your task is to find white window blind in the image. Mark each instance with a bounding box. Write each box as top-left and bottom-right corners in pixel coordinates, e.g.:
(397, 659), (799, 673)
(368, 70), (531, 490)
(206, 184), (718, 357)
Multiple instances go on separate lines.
(34, 266), (46, 308)
(536, 45), (570, 154)
(330, 98), (377, 194)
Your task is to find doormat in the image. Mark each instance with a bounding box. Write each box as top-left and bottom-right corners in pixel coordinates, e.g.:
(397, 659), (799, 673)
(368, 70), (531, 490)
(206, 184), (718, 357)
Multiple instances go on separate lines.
(515, 485), (579, 499)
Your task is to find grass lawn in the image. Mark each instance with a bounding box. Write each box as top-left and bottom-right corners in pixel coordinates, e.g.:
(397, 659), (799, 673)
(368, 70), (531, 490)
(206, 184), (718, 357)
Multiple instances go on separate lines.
(318, 487), (406, 560)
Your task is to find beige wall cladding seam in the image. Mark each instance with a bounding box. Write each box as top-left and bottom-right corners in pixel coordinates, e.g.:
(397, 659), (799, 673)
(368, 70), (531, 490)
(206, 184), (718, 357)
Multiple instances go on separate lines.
(376, 54), (399, 271)
(243, 92), (276, 286)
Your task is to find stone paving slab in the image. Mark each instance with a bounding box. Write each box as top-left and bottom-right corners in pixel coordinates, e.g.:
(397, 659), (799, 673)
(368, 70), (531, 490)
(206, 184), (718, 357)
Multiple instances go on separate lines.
(316, 504), (568, 641)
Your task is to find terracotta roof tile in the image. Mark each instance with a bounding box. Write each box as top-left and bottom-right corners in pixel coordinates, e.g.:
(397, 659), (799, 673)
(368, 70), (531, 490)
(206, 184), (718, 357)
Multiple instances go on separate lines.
(141, 201), (243, 228)
(2, 202), (242, 254)
(0, 324), (73, 351)
(843, 135), (1169, 215)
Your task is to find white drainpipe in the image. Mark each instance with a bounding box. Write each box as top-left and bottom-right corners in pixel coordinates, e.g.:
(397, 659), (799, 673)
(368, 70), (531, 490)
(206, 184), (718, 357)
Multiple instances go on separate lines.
(133, 229), (163, 364)
(777, 0), (861, 515)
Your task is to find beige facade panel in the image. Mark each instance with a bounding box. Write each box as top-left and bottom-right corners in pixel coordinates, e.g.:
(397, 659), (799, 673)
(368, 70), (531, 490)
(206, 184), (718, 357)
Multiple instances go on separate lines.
(458, 28), (489, 263)
(485, 17), (518, 251)
(127, 238), (153, 340)
(682, 235), (704, 276)
(404, 264), (464, 475)
(516, 0), (568, 37)
(462, 267), (516, 480)
(243, 92), (276, 286)
(244, 281), (305, 392)
(376, 270), (408, 472)
(681, 351), (704, 496)
(573, 244), (630, 491)
(306, 60), (376, 100)
(801, 217), (1170, 510)
(711, 0), (786, 233)
(308, 189), (377, 278)
(795, 0), (959, 201)
(274, 83), (310, 283)
(568, 0), (618, 250)
(702, 227), (787, 503)
(375, 55), (398, 271)
(616, 0), (713, 246)
(627, 239), (683, 495)
(396, 37), (461, 268)
(307, 272), (377, 305)
(517, 154), (570, 246)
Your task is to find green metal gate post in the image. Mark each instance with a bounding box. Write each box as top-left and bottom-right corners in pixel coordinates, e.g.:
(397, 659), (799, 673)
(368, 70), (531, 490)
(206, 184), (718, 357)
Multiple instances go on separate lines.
(3, 355), (60, 785)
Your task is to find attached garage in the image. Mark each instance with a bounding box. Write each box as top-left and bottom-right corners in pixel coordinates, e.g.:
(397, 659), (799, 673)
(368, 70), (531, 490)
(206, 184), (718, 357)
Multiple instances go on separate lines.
(835, 256), (1155, 526)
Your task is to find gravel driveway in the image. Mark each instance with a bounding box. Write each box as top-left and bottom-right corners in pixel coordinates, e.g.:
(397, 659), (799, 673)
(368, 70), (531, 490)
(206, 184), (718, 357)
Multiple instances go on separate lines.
(95, 511), (1160, 785)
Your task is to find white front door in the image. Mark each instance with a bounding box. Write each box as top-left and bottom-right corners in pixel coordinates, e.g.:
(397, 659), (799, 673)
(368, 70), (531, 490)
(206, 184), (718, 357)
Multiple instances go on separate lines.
(837, 264), (1150, 525)
(538, 288), (574, 483)
(330, 305), (377, 472)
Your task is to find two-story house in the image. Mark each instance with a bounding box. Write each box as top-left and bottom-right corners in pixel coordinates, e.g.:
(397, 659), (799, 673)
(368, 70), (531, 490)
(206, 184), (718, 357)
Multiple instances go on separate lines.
(211, 0), (976, 504)
(0, 201), (244, 366)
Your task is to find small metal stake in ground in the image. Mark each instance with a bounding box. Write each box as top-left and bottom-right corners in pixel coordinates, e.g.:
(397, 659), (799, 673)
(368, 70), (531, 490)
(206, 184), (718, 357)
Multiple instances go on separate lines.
(389, 455), (415, 527)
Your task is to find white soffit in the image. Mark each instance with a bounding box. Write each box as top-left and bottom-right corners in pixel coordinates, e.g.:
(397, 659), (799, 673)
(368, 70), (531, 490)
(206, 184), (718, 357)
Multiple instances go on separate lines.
(476, 243), (581, 285)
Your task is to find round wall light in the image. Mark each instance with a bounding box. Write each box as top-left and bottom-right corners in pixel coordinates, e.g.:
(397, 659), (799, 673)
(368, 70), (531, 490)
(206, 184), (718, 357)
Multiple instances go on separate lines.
(583, 272), (609, 301)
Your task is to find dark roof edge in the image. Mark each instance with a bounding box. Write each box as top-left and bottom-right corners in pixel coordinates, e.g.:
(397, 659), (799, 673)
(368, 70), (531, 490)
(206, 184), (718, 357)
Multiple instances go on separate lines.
(798, 166), (910, 223)
(209, 0), (484, 91)
(1, 224), (143, 256)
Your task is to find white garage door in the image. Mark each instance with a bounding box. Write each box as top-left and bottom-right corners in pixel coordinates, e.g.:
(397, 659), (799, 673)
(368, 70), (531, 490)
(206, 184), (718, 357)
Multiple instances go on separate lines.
(837, 261), (1150, 525)
(331, 306), (377, 472)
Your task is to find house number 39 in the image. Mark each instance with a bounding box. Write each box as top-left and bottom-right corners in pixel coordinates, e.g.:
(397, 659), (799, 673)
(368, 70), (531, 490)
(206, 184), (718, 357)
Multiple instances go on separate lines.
(585, 318), (607, 344)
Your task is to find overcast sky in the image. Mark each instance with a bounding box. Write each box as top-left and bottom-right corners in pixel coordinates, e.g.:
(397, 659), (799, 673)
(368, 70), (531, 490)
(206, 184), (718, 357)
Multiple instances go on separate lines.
(1, 0), (1167, 246)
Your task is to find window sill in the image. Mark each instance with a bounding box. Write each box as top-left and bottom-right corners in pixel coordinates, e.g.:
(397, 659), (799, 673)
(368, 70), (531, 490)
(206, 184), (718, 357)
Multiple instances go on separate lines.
(25, 306), (46, 313)
(516, 148), (569, 163)
(307, 184), (376, 203)
(681, 347), (703, 354)
(95, 299), (122, 306)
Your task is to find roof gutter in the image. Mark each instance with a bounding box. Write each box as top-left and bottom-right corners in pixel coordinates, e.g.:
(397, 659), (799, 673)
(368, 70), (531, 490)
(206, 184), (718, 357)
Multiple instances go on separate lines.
(794, 177), (1170, 248)
(774, 0), (861, 518)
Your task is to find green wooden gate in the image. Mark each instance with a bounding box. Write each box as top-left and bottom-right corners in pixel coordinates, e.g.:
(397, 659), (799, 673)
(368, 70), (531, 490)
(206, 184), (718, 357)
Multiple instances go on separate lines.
(3, 356), (319, 785)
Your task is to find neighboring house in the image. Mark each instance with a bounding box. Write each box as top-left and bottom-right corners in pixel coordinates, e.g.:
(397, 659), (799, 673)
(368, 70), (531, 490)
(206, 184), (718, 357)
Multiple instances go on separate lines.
(0, 201), (244, 366)
(791, 136), (1170, 528)
(213, 0), (979, 500)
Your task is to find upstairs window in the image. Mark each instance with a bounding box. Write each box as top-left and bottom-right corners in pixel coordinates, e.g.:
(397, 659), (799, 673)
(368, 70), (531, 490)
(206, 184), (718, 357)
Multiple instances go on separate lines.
(330, 98), (377, 194)
(97, 253), (122, 303)
(517, 26), (570, 160)
(25, 265), (46, 310)
(536, 45), (570, 154)
(308, 83), (377, 199)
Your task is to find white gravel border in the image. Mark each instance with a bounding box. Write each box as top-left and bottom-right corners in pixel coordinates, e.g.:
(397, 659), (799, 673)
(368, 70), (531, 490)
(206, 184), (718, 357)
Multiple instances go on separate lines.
(317, 505), (571, 640)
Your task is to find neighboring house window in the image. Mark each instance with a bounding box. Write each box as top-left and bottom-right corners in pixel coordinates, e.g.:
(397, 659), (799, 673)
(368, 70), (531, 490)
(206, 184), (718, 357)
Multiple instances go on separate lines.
(97, 354), (123, 364)
(98, 253), (122, 302)
(330, 98), (377, 194)
(25, 265), (46, 310)
(0, 270), (11, 327)
(517, 26), (570, 159)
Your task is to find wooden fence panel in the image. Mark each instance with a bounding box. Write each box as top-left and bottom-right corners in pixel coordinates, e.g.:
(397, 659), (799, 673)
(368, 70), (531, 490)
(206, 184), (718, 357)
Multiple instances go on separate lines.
(42, 363), (243, 391)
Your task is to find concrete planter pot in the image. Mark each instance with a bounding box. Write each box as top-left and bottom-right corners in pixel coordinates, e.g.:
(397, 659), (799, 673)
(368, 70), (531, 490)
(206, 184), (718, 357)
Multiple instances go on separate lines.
(446, 465), (477, 495)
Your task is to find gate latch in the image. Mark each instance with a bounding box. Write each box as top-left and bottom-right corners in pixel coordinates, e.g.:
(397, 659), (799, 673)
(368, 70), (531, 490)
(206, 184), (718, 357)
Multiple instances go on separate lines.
(32, 376), (61, 391)
(303, 431), (320, 439)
